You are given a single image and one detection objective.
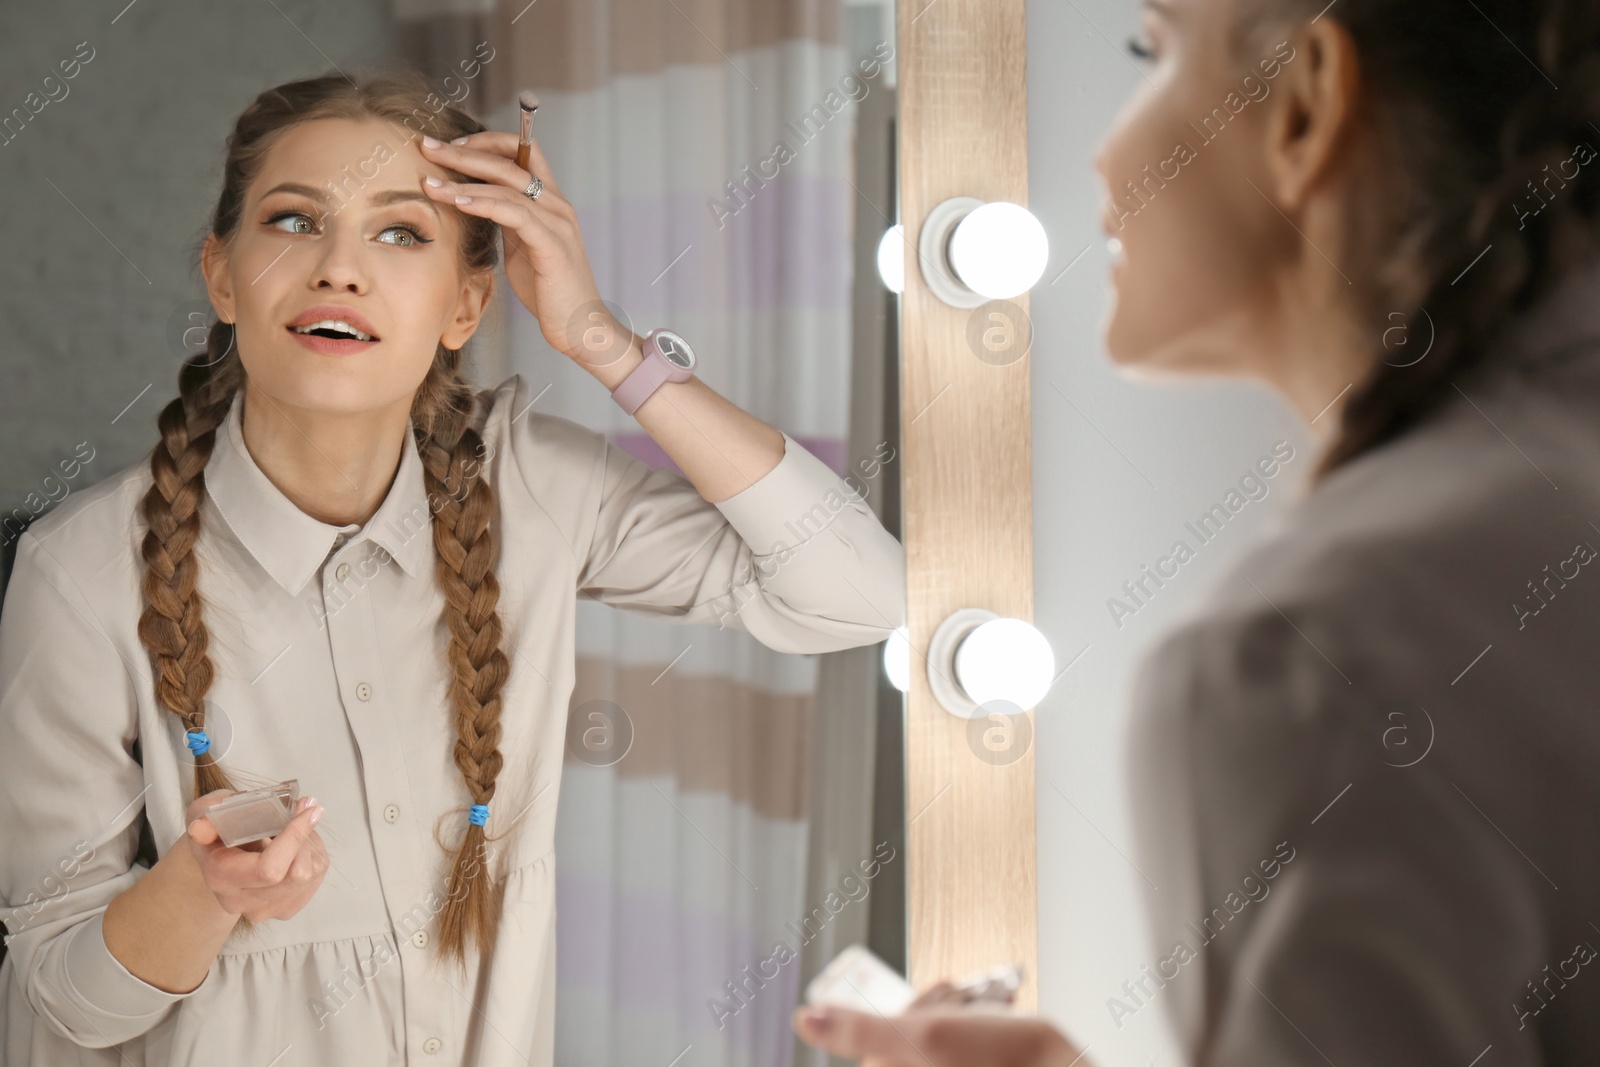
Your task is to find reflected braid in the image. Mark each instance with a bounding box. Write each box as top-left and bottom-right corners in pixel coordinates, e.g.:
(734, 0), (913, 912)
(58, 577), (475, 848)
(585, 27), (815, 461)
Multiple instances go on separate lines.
(414, 347), (511, 969)
(135, 323), (261, 937)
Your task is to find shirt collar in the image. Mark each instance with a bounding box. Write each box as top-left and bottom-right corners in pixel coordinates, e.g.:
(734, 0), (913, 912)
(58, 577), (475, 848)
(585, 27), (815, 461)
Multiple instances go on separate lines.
(205, 388), (436, 596)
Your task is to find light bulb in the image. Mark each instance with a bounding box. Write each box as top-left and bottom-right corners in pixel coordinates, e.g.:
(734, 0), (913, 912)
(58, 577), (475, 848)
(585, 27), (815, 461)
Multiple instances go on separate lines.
(877, 224), (906, 294)
(883, 625), (910, 692)
(953, 617), (1054, 711)
(948, 202), (1049, 299)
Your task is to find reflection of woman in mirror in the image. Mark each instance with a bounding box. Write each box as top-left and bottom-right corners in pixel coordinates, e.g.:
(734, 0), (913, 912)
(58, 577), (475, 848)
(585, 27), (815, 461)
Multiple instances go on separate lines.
(0, 69), (904, 1065)
(796, 0), (1600, 1063)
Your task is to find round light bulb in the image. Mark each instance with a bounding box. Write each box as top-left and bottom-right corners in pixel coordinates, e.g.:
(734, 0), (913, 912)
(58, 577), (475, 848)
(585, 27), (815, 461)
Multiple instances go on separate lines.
(877, 224), (906, 294)
(883, 625), (911, 692)
(948, 202), (1049, 299)
(953, 617), (1054, 710)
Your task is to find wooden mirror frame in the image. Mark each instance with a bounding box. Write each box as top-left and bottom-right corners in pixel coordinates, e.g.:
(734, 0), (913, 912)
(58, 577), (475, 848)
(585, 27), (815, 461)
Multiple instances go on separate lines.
(897, 0), (1038, 1010)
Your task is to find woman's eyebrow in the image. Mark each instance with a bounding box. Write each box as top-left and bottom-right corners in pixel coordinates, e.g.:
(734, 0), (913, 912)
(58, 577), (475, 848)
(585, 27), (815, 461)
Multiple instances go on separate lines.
(368, 189), (437, 211)
(259, 182), (440, 217)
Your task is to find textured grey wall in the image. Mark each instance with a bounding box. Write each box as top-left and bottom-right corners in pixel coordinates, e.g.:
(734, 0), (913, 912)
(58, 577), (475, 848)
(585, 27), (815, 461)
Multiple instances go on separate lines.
(0, 1), (401, 561)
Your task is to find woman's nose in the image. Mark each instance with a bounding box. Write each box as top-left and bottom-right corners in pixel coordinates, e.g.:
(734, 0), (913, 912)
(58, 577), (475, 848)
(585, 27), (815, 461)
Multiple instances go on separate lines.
(309, 223), (368, 292)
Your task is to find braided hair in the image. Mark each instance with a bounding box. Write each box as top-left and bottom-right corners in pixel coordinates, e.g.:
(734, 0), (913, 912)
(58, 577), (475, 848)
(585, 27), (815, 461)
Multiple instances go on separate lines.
(140, 69), (509, 969)
(1237, 0), (1600, 478)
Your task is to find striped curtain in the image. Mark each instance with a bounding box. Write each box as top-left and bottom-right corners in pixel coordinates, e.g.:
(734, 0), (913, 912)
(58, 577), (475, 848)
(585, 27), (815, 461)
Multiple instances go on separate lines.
(393, 2), (867, 1065)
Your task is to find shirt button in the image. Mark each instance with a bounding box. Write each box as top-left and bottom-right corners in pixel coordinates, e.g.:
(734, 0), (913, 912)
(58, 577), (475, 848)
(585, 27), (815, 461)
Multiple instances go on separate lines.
(356, 682), (372, 701)
(335, 563), (351, 582)
(384, 803), (400, 823)
(422, 1037), (442, 1054)
(412, 930), (429, 948)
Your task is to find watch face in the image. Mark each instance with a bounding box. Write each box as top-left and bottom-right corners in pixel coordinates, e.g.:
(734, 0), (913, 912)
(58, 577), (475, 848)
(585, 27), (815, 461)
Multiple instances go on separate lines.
(656, 331), (695, 370)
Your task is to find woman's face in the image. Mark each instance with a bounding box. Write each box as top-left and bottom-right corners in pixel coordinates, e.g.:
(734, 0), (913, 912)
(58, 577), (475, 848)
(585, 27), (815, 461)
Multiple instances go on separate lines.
(1093, 0), (1304, 377)
(202, 117), (490, 417)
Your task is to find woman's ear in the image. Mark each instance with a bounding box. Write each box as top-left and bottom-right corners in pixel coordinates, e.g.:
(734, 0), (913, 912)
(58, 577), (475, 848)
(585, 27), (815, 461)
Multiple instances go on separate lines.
(1263, 18), (1363, 214)
(201, 232), (236, 323)
(442, 269), (494, 350)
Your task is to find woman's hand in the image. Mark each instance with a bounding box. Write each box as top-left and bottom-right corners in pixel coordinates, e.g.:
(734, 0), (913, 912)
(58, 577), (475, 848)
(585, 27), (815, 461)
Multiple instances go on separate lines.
(791, 994), (1090, 1067)
(417, 131), (628, 371)
(184, 789), (329, 922)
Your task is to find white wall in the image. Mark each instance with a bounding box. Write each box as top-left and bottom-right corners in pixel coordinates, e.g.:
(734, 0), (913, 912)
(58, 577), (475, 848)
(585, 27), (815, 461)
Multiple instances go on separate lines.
(1025, 2), (1311, 1064)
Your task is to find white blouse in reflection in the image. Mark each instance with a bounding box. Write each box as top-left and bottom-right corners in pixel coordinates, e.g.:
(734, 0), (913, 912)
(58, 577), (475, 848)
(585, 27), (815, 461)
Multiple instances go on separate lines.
(0, 373), (905, 1066)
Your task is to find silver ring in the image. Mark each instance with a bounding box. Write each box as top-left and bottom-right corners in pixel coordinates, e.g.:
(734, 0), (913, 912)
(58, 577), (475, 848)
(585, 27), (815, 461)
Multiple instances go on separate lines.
(522, 175), (543, 201)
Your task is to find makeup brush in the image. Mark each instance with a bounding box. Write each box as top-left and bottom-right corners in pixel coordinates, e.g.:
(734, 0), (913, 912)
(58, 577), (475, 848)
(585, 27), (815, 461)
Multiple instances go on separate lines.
(515, 89), (539, 173)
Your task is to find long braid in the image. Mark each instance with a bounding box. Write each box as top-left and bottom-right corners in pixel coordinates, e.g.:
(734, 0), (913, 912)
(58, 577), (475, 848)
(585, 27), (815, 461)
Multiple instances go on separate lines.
(136, 323), (260, 936)
(412, 348), (512, 969)
(137, 322), (244, 800)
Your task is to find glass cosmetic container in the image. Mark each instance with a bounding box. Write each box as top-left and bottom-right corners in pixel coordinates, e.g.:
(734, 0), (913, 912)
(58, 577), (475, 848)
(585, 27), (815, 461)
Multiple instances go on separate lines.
(203, 779), (301, 847)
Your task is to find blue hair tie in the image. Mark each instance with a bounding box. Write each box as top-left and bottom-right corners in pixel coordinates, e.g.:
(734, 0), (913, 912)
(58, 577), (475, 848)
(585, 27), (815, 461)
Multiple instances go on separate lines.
(185, 730), (210, 756)
(468, 803), (489, 827)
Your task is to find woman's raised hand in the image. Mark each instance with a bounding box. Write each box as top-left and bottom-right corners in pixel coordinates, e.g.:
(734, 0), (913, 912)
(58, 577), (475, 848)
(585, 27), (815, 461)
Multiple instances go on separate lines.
(183, 789), (330, 923)
(418, 131), (619, 369)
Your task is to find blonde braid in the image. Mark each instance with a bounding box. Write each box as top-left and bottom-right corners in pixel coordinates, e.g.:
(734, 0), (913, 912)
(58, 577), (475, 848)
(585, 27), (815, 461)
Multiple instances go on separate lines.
(136, 323), (262, 937)
(413, 347), (512, 969)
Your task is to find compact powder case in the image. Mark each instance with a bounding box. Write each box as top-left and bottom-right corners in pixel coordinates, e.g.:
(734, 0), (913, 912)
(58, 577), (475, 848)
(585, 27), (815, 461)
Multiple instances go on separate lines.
(203, 779), (301, 847)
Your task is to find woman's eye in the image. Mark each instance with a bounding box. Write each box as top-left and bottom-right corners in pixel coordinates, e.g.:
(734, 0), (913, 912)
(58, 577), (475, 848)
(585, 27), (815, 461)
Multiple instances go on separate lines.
(267, 211), (317, 235)
(1126, 34), (1157, 61)
(264, 211), (429, 247)
(378, 224), (430, 247)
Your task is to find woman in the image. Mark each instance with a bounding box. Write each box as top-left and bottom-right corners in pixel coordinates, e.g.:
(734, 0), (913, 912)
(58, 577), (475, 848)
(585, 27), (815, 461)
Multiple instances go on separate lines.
(0, 70), (904, 1066)
(796, 0), (1600, 1063)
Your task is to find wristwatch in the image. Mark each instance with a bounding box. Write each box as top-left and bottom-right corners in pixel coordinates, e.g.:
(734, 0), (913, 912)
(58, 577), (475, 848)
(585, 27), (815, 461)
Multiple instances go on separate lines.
(610, 328), (698, 415)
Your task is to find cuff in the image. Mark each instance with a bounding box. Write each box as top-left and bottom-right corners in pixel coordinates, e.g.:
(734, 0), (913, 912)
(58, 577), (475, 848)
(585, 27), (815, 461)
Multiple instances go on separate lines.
(713, 432), (864, 556)
(62, 910), (212, 1020)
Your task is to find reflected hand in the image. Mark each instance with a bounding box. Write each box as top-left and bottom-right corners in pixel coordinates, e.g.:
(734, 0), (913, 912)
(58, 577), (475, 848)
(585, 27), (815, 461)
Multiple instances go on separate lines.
(418, 131), (617, 368)
(184, 789), (329, 922)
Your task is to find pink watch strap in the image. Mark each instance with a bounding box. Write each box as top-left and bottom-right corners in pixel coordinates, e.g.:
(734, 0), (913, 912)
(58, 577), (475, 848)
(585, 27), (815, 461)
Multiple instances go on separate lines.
(610, 339), (672, 415)
(611, 329), (695, 415)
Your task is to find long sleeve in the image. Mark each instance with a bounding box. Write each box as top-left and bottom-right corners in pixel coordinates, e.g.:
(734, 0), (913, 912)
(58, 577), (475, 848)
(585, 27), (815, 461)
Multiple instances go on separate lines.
(0, 531), (211, 1050)
(565, 420), (905, 654)
(1125, 608), (1547, 1066)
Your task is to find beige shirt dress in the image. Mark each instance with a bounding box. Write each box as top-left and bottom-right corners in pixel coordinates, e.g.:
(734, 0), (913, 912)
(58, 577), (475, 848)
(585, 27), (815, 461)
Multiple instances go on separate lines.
(0, 372), (905, 1066)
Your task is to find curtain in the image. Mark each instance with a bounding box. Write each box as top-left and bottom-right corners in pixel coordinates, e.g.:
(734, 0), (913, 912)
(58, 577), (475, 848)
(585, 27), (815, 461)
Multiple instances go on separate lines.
(393, 3), (877, 1065)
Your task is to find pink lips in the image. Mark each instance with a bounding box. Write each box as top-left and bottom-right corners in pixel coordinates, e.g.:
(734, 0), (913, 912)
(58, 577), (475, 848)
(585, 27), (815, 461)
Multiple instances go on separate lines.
(288, 304), (380, 336)
(287, 328), (378, 356)
(285, 303), (381, 355)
